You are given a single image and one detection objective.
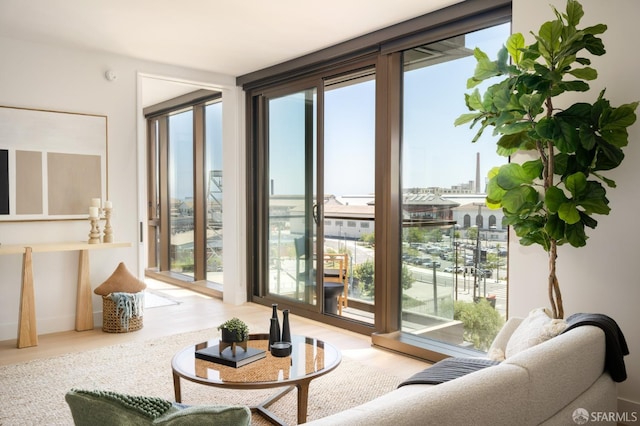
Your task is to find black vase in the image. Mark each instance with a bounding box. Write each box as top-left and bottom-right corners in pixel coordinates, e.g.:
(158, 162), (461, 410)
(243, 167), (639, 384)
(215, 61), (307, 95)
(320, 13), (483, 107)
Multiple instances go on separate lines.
(269, 318), (279, 347)
(281, 309), (291, 343)
(271, 304), (280, 341)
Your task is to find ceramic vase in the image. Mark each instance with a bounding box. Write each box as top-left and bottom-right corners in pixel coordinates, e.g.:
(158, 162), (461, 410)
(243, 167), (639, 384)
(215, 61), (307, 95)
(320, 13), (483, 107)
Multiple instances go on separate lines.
(281, 309), (291, 343)
(271, 303), (280, 341)
(269, 318), (279, 347)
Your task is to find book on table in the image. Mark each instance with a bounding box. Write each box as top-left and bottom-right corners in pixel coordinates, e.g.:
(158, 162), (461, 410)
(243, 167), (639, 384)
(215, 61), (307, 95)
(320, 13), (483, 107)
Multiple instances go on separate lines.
(195, 345), (266, 368)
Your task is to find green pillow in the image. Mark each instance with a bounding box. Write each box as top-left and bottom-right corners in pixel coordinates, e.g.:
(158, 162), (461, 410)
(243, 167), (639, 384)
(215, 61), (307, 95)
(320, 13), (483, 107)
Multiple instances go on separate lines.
(65, 389), (251, 426)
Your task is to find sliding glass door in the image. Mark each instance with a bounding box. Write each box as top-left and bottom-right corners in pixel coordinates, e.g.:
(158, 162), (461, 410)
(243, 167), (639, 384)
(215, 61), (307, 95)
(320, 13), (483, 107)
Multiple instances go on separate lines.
(253, 66), (377, 326)
(265, 88), (319, 306)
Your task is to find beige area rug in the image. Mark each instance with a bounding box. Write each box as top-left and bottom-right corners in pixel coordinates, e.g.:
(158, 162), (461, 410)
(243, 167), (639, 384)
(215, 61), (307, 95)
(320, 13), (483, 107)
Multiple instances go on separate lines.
(0, 328), (404, 425)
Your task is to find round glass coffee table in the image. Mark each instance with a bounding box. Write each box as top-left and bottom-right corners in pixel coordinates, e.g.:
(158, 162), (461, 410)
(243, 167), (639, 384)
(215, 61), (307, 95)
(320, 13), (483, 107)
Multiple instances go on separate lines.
(172, 333), (341, 425)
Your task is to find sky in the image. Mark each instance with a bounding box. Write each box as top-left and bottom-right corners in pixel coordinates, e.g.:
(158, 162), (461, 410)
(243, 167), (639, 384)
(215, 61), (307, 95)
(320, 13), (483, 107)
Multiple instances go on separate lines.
(169, 103), (222, 201)
(268, 22), (511, 197)
(169, 22), (511, 201)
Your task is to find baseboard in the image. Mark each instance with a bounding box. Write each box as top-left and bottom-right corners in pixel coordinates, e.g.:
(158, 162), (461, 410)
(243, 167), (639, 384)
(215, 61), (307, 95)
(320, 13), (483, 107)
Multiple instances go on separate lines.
(617, 398), (639, 425)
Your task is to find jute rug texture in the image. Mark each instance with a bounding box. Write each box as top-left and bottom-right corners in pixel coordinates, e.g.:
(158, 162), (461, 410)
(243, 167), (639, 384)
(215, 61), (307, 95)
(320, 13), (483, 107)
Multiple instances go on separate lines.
(0, 328), (403, 425)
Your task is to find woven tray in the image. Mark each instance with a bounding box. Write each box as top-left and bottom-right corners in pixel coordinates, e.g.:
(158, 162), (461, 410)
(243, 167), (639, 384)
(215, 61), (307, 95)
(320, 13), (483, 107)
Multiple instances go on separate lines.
(102, 294), (143, 333)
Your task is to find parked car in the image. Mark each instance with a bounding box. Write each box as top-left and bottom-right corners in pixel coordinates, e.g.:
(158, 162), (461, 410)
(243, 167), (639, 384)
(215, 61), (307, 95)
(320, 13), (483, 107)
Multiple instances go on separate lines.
(479, 269), (492, 278)
(422, 260), (441, 268)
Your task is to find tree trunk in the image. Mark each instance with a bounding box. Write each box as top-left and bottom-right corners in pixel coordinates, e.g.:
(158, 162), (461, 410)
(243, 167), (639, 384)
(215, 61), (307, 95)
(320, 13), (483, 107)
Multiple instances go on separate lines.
(548, 240), (564, 319)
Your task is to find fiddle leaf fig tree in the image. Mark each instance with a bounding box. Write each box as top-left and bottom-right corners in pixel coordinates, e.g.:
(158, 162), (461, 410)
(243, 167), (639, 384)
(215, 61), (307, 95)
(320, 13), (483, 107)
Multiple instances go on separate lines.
(455, 0), (638, 319)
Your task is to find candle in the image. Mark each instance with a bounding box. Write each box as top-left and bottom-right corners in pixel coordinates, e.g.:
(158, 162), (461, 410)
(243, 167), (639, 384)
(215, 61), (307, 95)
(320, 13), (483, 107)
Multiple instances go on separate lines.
(89, 206), (99, 218)
(91, 198), (101, 208)
(104, 200), (112, 209)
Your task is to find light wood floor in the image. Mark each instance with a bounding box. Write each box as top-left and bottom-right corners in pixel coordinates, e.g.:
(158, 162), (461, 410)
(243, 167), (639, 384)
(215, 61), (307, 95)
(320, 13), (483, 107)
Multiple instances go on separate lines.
(0, 279), (430, 380)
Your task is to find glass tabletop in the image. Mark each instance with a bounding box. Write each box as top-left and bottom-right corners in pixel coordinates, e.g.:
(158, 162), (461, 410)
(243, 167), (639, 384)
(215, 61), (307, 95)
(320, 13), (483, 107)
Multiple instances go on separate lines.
(172, 334), (341, 388)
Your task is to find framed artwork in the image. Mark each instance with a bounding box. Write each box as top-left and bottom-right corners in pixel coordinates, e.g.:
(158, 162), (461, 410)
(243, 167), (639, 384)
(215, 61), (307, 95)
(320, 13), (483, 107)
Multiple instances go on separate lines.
(0, 106), (108, 221)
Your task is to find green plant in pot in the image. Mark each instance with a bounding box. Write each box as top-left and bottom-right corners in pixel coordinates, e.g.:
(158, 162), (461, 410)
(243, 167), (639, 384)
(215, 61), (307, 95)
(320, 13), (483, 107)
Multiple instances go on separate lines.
(455, 0), (637, 319)
(217, 317), (249, 342)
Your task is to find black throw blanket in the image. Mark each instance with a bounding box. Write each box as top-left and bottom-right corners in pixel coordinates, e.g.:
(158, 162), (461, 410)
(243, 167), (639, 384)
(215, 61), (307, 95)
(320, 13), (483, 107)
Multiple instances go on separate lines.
(563, 313), (629, 382)
(397, 357), (500, 388)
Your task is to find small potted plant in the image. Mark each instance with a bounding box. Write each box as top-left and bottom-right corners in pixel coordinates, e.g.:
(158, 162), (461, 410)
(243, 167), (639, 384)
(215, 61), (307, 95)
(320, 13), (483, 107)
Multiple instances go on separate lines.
(217, 317), (249, 343)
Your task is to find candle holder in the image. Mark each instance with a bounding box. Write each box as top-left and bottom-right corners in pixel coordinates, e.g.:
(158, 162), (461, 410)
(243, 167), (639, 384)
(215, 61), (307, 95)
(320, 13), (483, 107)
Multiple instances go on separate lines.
(88, 216), (101, 244)
(103, 207), (113, 243)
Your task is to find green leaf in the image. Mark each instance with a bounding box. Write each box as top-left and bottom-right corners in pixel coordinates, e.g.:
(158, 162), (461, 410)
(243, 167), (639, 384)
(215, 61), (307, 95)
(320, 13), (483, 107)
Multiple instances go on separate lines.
(554, 153), (569, 175)
(565, 0), (584, 27)
(495, 163), (536, 190)
(582, 24), (607, 36)
(595, 139), (625, 170)
(567, 67), (597, 80)
(565, 222), (588, 247)
(558, 201), (581, 224)
(473, 47), (489, 61)
(454, 113), (482, 126)
(577, 181), (610, 215)
(519, 229), (550, 251)
(592, 171), (616, 188)
(545, 214), (566, 241)
(580, 210), (599, 229)
(583, 34), (606, 56)
(466, 89), (484, 111)
(486, 178), (507, 205)
(496, 46), (509, 72)
(565, 172), (587, 198)
(467, 77), (482, 89)
(535, 117), (555, 139)
(545, 186), (569, 213)
(601, 102), (638, 130)
(522, 159), (543, 179)
(498, 121), (531, 136)
(506, 33), (525, 65)
(557, 103), (592, 120)
(519, 93), (545, 117)
(497, 132), (536, 153)
(502, 186), (539, 214)
(557, 80), (590, 93)
(538, 20), (563, 56)
(578, 125), (596, 150)
(474, 57), (500, 82)
(556, 118), (580, 152)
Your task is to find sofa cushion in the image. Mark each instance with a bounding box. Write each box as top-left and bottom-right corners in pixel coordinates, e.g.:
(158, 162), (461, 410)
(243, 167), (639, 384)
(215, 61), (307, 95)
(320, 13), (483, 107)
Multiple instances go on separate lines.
(505, 308), (566, 358)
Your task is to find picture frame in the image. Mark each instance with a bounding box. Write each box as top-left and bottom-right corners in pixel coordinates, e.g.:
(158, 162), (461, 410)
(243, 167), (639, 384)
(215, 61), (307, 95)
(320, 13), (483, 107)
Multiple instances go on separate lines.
(0, 106), (108, 221)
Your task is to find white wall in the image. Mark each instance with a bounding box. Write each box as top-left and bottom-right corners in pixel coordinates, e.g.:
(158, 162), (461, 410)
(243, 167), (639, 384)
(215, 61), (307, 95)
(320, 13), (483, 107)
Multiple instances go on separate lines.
(511, 0), (640, 411)
(0, 36), (245, 340)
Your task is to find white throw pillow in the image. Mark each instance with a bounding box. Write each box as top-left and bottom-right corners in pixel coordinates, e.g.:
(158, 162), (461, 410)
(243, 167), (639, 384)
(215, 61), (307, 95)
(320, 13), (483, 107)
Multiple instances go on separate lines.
(505, 308), (567, 358)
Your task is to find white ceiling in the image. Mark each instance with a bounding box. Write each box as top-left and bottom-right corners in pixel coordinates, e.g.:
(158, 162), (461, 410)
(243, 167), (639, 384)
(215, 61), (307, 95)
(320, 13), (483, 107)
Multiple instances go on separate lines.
(0, 0), (462, 78)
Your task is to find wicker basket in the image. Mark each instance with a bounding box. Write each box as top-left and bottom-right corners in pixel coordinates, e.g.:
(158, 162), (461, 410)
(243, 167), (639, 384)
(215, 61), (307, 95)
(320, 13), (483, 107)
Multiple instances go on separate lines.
(102, 293), (144, 333)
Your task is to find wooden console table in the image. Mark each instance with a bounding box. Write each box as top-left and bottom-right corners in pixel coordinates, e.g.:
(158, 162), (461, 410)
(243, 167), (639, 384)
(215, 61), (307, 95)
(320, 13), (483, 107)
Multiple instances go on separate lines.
(0, 241), (131, 348)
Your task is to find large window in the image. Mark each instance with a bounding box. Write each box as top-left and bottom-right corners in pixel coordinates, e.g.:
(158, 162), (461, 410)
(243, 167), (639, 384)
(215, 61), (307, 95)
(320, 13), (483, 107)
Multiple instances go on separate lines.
(146, 94), (223, 290)
(400, 24), (510, 352)
(245, 0), (511, 358)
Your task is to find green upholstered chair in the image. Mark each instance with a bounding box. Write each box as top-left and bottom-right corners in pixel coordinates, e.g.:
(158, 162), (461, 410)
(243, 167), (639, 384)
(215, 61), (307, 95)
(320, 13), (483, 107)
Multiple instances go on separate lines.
(65, 389), (251, 426)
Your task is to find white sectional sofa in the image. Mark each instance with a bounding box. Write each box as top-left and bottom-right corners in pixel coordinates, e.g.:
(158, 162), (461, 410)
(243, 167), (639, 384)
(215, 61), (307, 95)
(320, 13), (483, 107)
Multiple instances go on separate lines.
(306, 315), (619, 426)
